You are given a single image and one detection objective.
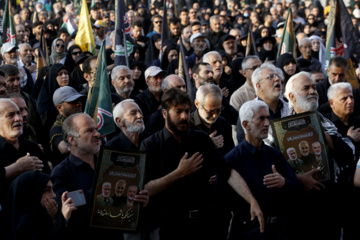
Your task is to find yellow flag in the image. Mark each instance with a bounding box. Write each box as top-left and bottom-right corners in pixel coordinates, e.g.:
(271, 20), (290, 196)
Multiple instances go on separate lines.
(75, 0), (96, 54)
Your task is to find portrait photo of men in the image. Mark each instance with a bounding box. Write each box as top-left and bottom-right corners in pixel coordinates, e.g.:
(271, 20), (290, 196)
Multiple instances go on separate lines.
(298, 140), (317, 166)
(286, 147), (303, 168)
(96, 182), (114, 207)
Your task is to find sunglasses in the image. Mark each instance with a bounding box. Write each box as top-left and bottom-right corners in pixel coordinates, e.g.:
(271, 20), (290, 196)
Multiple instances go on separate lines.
(72, 51), (81, 56)
(56, 44), (65, 48)
(154, 21), (162, 24)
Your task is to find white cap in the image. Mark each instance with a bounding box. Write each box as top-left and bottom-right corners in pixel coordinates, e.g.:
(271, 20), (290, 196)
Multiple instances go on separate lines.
(190, 33), (204, 44)
(144, 66), (166, 79)
(1, 42), (18, 56)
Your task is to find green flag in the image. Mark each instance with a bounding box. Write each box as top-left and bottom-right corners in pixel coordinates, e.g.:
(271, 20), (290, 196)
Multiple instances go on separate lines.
(2, 0), (16, 45)
(91, 0), (96, 8)
(85, 40), (115, 137)
(277, 7), (296, 58)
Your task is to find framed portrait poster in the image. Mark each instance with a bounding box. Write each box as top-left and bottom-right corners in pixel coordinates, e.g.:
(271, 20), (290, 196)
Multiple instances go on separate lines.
(89, 146), (146, 231)
(270, 111), (331, 182)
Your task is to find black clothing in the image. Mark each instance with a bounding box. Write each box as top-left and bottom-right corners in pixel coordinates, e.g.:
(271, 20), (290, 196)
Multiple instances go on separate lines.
(144, 33), (161, 67)
(21, 66), (35, 96)
(205, 31), (226, 50)
(296, 56), (322, 72)
(275, 53), (300, 84)
(229, 57), (246, 91)
(6, 171), (52, 240)
(316, 77), (331, 115)
(0, 136), (51, 229)
(31, 66), (50, 100)
(130, 60), (147, 96)
(37, 64), (73, 136)
(225, 140), (299, 239)
(133, 89), (162, 125)
(49, 114), (68, 167)
(190, 110), (234, 156)
(140, 127), (232, 240)
(160, 43), (178, 71)
(145, 108), (164, 137)
(105, 131), (146, 150)
(63, 45), (82, 76)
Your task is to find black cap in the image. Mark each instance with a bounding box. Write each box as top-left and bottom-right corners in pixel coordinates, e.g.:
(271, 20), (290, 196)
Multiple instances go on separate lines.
(258, 36), (276, 46)
(220, 34), (236, 43)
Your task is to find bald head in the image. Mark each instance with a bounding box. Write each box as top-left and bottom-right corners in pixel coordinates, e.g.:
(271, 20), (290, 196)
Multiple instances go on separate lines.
(161, 74), (187, 93)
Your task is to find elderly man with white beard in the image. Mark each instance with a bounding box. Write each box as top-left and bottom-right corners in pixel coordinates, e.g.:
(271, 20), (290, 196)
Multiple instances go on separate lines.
(111, 65), (135, 106)
(106, 99), (146, 150)
(283, 71), (356, 240)
(18, 43), (37, 83)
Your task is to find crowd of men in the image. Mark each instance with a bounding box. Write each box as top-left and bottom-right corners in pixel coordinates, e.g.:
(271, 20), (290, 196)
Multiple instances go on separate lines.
(2, 0), (360, 239)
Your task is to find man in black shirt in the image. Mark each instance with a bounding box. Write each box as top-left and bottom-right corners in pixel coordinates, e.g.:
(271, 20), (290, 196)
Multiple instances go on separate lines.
(141, 88), (264, 240)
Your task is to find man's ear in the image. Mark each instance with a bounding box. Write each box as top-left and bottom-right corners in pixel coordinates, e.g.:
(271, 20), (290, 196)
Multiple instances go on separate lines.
(55, 104), (62, 111)
(194, 99), (200, 109)
(67, 135), (75, 146)
(288, 92), (296, 104)
(162, 108), (168, 120)
(115, 117), (123, 128)
(242, 120), (249, 131)
(84, 73), (90, 82)
(240, 69), (246, 78)
(329, 99), (334, 109)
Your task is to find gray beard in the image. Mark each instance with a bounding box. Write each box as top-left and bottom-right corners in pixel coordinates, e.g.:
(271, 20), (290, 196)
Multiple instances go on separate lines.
(294, 91), (318, 112)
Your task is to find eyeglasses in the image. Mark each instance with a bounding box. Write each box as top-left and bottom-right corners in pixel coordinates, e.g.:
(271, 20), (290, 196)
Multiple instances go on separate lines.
(154, 21), (162, 24)
(72, 51), (81, 56)
(57, 71), (68, 76)
(56, 44), (65, 48)
(244, 65), (261, 71)
(201, 105), (224, 115)
(262, 73), (282, 81)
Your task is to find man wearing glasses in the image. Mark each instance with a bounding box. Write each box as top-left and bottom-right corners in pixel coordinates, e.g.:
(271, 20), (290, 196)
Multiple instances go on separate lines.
(146, 14), (162, 40)
(236, 62), (287, 145)
(192, 83), (234, 156)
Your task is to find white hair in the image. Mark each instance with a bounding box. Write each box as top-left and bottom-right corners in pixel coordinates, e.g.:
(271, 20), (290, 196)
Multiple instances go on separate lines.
(196, 83), (222, 106)
(202, 51), (221, 63)
(112, 99), (136, 128)
(287, 147), (296, 154)
(111, 65), (131, 81)
(241, 55), (260, 70)
(239, 99), (269, 133)
(327, 82), (352, 101)
(18, 43), (32, 53)
(161, 74), (185, 91)
(284, 71), (312, 108)
(251, 62), (281, 95)
(299, 37), (311, 48)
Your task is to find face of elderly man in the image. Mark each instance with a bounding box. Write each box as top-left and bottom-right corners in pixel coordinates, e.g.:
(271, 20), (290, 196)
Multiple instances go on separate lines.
(196, 94), (222, 126)
(327, 64), (347, 85)
(256, 68), (282, 101)
(19, 44), (33, 64)
(312, 142), (322, 156)
(0, 100), (23, 141)
(299, 41), (312, 59)
(112, 68), (135, 95)
(16, 25), (25, 43)
(287, 149), (298, 160)
(102, 183), (111, 197)
(247, 106), (270, 140)
(206, 53), (223, 79)
(289, 75), (318, 112)
(299, 141), (310, 156)
(115, 181), (126, 197)
(118, 101), (145, 133)
(329, 86), (354, 118)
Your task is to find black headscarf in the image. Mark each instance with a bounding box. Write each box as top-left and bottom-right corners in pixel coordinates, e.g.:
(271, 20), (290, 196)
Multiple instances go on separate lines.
(229, 57), (246, 91)
(160, 43), (178, 71)
(37, 63), (73, 132)
(63, 44), (82, 75)
(31, 66), (50, 100)
(6, 171), (52, 240)
(144, 33), (161, 67)
(130, 60), (147, 95)
(275, 53), (300, 84)
(167, 58), (179, 75)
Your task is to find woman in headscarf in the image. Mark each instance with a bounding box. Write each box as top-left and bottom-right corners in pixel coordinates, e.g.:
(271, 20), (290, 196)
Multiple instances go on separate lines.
(258, 36), (277, 64)
(6, 171), (75, 240)
(229, 57), (246, 92)
(37, 64), (73, 136)
(70, 51), (93, 92)
(31, 66), (50, 100)
(309, 35), (326, 73)
(275, 53), (300, 84)
(144, 33), (161, 67)
(130, 60), (147, 95)
(160, 43), (179, 71)
(49, 38), (67, 65)
(62, 44), (82, 75)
